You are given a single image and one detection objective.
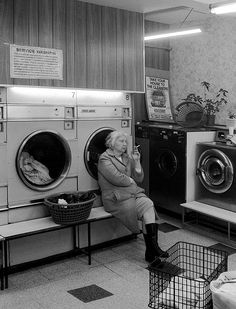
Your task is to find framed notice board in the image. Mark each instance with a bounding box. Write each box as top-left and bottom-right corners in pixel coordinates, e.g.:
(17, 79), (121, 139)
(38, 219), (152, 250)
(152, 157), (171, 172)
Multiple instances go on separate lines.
(145, 76), (174, 122)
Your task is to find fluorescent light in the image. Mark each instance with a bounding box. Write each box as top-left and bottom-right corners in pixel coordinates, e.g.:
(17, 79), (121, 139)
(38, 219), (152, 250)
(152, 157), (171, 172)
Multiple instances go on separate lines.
(210, 2), (236, 14)
(144, 28), (201, 41)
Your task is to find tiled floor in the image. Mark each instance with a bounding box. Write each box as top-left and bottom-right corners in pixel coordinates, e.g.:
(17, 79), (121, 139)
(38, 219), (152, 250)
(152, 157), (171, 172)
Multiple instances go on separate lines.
(1, 214), (236, 309)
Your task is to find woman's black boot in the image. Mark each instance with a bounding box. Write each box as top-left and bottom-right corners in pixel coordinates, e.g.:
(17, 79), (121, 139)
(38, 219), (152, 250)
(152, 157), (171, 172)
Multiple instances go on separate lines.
(143, 234), (161, 263)
(145, 223), (169, 258)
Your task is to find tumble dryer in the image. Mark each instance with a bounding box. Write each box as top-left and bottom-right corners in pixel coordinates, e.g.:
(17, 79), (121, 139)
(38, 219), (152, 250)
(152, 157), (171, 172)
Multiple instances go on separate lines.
(196, 129), (236, 212)
(6, 87), (79, 222)
(0, 87), (8, 224)
(77, 91), (132, 192)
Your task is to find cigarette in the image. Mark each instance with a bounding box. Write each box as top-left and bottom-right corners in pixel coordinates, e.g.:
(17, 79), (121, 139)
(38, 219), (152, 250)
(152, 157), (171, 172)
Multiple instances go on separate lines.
(134, 145), (140, 149)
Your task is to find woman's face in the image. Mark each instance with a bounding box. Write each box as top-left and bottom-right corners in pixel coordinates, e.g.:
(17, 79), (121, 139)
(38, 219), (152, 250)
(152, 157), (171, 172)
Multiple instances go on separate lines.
(113, 135), (127, 154)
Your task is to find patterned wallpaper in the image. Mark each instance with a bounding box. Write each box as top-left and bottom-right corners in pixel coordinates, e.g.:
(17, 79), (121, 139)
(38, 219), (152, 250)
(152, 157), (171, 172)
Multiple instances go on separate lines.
(170, 15), (236, 125)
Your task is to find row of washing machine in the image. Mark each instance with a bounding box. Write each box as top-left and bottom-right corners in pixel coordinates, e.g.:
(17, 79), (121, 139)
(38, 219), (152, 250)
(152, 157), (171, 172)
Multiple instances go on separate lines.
(135, 122), (236, 216)
(0, 87), (133, 224)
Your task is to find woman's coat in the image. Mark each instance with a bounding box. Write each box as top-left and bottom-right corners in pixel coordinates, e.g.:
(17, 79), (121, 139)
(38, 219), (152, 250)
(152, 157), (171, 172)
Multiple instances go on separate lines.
(97, 149), (146, 233)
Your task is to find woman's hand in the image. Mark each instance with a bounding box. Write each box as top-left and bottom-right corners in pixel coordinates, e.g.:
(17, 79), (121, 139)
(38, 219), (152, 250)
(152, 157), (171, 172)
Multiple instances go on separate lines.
(132, 145), (142, 173)
(132, 145), (141, 162)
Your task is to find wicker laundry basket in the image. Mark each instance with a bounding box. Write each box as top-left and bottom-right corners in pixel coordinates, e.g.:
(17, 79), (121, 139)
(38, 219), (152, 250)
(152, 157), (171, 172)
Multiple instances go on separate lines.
(44, 191), (96, 225)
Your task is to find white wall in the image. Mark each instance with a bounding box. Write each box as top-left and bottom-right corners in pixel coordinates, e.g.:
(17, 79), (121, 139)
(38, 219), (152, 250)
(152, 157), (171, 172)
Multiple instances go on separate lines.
(170, 15), (236, 125)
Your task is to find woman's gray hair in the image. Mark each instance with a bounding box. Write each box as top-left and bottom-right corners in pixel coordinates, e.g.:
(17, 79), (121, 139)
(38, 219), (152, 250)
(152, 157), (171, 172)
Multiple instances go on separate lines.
(105, 131), (128, 149)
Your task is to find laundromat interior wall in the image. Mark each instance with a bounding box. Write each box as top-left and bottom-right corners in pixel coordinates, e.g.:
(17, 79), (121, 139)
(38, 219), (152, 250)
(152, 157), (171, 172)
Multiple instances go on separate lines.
(0, 0), (144, 265)
(0, 0), (144, 92)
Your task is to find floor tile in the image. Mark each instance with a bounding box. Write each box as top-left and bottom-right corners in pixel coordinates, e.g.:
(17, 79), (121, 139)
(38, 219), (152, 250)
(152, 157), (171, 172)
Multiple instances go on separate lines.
(158, 222), (180, 233)
(2, 212), (236, 309)
(208, 243), (236, 255)
(68, 284), (113, 303)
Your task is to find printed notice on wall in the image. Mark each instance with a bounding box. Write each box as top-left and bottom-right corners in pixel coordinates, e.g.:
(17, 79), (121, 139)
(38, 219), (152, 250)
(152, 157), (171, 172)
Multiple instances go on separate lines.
(145, 76), (174, 122)
(10, 44), (63, 80)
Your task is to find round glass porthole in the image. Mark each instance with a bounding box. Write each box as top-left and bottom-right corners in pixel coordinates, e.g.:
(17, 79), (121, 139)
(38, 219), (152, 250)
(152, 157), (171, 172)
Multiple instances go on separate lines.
(84, 127), (114, 180)
(156, 149), (178, 178)
(16, 130), (71, 191)
(197, 149), (234, 194)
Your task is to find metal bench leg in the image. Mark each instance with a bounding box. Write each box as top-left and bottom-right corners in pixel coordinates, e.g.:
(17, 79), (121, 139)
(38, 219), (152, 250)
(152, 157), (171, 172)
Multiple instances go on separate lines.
(4, 240), (8, 289)
(228, 222), (231, 240)
(1, 240), (4, 290)
(72, 226), (77, 251)
(87, 222), (91, 265)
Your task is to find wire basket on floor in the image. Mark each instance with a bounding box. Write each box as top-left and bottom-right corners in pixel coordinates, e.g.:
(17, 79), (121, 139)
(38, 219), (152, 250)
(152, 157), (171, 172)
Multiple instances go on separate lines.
(44, 191), (96, 225)
(148, 241), (228, 309)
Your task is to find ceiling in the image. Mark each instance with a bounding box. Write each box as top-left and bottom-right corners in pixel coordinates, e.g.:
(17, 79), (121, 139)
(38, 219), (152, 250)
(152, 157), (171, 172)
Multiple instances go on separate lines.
(82, 0), (234, 24)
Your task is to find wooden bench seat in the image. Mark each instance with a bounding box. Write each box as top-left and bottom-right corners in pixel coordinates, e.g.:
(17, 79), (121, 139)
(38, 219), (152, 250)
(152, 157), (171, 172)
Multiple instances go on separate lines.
(0, 207), (113, 290)
(181, 201), (236, 241)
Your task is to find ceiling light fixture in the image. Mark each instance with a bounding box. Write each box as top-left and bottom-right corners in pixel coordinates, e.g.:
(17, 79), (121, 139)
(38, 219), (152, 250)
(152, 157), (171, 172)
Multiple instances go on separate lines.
(144, 28), (201, 41)
(144, 8), (201, 41)
(210, 2), (236, 14)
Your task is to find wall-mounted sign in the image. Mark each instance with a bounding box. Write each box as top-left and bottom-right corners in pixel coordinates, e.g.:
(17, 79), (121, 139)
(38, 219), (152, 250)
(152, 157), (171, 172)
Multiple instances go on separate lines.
(145, 76), (174, 122)
(10, 44), (63, 80)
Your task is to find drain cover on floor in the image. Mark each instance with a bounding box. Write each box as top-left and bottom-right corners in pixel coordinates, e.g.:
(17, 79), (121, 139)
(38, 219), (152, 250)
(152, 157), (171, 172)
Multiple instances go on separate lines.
(158, 223), (180, 233)
(68, 284), (113, 303)
(208, 243), (236, 255)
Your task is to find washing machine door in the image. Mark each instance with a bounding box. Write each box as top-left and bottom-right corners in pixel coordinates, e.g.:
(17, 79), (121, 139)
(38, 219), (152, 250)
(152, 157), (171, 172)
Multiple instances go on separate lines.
(16, 130), (71, 191)
(85, 127), (114, 180)
(156, 149), (178, 178)
(197, 149), (234, 193)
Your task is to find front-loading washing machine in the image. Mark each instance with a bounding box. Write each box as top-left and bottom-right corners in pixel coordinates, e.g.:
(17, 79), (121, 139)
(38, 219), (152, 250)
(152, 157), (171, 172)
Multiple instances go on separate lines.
(149, 124), (215, 214)
(196, 133), (236, 212)
(77, 91), (132, 192)
(6, 87), (79, 222)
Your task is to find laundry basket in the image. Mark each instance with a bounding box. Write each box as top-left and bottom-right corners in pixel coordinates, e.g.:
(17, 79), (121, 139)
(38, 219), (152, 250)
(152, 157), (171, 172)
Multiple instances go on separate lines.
(44, 191), (96, 225)
(148, 241), (228, 309)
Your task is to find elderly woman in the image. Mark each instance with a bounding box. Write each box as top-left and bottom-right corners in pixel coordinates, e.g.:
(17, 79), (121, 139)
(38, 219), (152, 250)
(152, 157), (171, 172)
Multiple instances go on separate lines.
(97, 131), (168, 263)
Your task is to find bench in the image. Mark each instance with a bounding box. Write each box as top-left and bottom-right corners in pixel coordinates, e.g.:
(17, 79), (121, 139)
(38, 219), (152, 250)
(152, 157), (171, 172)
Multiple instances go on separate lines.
(181, 201), (236, 241)
(0, 206), (114, 290)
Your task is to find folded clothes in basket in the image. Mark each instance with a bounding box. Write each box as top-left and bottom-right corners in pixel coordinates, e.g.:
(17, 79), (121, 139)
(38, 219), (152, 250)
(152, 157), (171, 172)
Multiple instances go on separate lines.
(156, 276), (206, 309)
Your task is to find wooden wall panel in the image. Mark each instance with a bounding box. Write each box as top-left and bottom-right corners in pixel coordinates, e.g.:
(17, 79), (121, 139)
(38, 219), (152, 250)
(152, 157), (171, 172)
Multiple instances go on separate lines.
(38, 0), (53, 86)
(145, 20), (170, 71)
(13, 0), (30, 85)
(66, 0), (75, 87)
(86, 3), (102, 89)
(135, 13), (144, 91)
(101, 6), (117, 89)
(145, 46), (169, 70)
(74, 0), (87, 88)
(123, 11), (136, 91)
(52, 0), (66, 87)
(0, 0), (13, 84)
(29, 0), (39, 86)
(116, 9), (124, 90)
(0, 0), (144, 91)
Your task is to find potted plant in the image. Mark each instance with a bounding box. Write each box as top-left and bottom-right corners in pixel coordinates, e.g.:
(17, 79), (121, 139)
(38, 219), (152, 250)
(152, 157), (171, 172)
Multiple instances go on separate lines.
(181, 81), (228, 126)
(201, 81), (228, 125)
(226, 110), (236, 135)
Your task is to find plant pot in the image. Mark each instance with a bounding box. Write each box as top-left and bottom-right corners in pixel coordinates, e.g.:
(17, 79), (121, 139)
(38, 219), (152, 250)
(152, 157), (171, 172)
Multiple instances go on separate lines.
(226, 118), (236, 135)
(206, 114), (215, 126)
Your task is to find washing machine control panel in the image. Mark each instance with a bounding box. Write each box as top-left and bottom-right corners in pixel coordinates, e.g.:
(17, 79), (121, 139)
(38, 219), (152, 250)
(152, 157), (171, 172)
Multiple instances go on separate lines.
(150, 127), (186, 144)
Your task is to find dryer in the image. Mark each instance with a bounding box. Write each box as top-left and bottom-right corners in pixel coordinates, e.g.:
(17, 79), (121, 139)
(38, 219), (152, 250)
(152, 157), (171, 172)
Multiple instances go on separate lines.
(77, 91), (132, 192)
(196, 130), (236, 212)
(6, 87), (79, 222)
(0, 87), (8, 225)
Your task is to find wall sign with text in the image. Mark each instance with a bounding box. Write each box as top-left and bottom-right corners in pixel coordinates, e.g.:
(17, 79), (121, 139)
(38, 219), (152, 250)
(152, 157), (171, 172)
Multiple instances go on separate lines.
(10, 44), (63, 80)
(145, 76), (174, 122)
